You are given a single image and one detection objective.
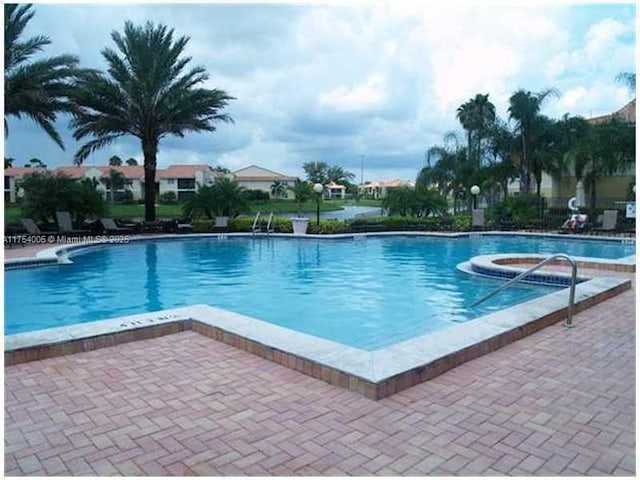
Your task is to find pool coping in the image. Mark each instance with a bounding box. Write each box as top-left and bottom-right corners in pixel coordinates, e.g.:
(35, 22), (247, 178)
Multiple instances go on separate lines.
(4, 232), (634, 399)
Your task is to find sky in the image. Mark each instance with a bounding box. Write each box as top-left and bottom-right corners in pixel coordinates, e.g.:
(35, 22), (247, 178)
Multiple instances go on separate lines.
(4, 1), (636, 182)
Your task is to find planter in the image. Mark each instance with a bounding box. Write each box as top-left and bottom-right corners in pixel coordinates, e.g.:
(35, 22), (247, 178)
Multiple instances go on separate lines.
(291, 217), (309, 235)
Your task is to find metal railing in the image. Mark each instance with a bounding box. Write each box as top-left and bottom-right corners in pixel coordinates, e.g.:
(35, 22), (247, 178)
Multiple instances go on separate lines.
(265, 212), (274, 234)
(469, 253), (578, 328)
(251, 212), (261, 234)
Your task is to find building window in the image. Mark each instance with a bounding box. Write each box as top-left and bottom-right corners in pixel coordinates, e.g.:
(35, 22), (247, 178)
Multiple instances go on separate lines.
(4, 176), (11, 190)
(177, 178), (195, 189)
(167, 178), (176, 185)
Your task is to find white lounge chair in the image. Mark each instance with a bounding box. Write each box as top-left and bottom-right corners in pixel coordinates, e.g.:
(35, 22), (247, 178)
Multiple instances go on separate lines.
(471, 209), (485, 230)
(56, 211), (90, 234)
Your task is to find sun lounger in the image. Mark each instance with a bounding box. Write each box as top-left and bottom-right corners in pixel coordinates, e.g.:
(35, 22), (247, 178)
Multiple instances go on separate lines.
(471, 209), (485, 230)
(100, 218), (135, 234)
(55, 211), (90, 235)
(19, 218), (42, 235)
(595, 210), (618, 232)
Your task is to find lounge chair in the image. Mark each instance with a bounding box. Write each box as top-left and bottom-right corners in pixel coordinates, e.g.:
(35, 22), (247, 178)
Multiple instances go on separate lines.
(595, 209), (618, 232)
(55, 211), (90, 235)
(213, 216), (229, 233)
(19, 218), (42, 235)
(100, 218), (135, 234)
(471, 209), (485, 230)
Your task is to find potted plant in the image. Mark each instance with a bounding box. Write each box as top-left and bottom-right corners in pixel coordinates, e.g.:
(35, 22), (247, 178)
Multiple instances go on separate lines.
(289, 181), (313, 234)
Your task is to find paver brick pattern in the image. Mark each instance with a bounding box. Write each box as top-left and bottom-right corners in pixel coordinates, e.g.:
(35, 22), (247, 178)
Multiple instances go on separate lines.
(5, 283), (635, 476)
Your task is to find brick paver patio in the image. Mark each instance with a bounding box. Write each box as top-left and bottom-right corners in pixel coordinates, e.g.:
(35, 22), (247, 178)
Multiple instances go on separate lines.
(5, 276), (635, 476)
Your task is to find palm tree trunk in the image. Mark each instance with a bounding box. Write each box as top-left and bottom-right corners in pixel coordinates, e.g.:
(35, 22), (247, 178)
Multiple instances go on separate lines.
(143, 139), (158, 222)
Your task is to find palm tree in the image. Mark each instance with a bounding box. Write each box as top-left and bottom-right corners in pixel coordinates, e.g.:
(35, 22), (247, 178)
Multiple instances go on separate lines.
(125, 157), (138, 166)
(108, 155), (122, 166)
(508, 88), (559, 193)
(4, 4), (85, 149)
(302, 161), (329, 184)
(289, 181), (313, 215)
(5, 157), (15, 168)
(570, 119), (635, 207)
(326, 165), (355, 184)
(616, 72), (636, 93)
(456, 94), (496, 167)
(101, 168), (126, 205)
(71, 21), (234, 221)
(270, 180), (286, 199)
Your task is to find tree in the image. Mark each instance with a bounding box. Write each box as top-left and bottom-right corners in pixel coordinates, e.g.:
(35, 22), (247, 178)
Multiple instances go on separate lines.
(508, 88), (559, 193)
(4, 4), (85, 149)
(456, 93), (496, 167)
(71, 21), (234, 221)
(302, 161), (329, 184)
(183, 177), (248, 219)
(570, 119), (635, 207)
(5, 157), (15, 168)
(616, 72), (636, 93)
(270, 180), (286, 199)
(125, 157), (138, 166)
(485, 120), (518, 200)
(108, 155), (122, 166)
(100, 168), (126, 205)
(213, 165), (230, 174)
(20, 171), (106, 222)
(26, 157), (46, 168)
(289, 181), (312, 215)
(326, 165), (355, 184)
(382, 185), (447, 217)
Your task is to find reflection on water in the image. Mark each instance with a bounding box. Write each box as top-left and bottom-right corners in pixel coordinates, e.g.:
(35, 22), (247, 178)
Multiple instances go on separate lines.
(144, 243), (162, 312)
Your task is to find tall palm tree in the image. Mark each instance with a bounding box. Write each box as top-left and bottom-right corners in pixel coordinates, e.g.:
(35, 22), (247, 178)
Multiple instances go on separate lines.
(508, 88), (559, 193)
(71, 21), (234, 221)
(456, 94), (496, 168)
(108, 155), (122, 166)
(4, 3), (84, 149)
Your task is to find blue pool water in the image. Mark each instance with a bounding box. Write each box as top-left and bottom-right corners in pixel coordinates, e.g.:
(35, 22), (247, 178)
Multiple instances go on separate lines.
(4, 235), (634, 349)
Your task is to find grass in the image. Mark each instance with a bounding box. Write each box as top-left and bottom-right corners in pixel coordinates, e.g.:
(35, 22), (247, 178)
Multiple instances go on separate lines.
(4, 198), (383, 224)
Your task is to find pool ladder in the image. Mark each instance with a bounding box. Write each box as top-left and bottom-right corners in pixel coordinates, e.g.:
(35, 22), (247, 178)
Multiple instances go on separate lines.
(468, 253), (578, 328)
(251, 212), (274, 235)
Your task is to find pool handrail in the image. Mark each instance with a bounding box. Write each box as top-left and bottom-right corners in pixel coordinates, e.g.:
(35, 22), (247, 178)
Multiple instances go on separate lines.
(469, 253), (578, 328)
(251, 212), (261, 234)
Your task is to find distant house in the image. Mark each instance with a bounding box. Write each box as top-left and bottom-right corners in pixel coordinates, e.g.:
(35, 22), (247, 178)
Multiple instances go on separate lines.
(358, 179), (415, 199)
(53, 165), (146, 202)
(325, 182), (346, 199)
(158, 164), (220, 201)
(232, 165), (299, 199)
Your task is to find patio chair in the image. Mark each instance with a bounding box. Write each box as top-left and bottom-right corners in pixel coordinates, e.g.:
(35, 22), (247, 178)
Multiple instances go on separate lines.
(55, 211), (90, 235)
(19, 218), (42, 235)
(100, 218), (135, 234)
(595, 209), (618, 232)
(213, 216), (230, 233)
(471, 209), (485, 230)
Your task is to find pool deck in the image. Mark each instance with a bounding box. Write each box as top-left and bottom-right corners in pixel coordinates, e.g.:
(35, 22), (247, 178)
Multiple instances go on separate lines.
(4, 235), (636, 476)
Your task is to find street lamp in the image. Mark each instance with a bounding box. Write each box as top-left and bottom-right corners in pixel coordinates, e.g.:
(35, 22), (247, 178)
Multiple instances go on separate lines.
(313, 183), (324, 225)
(470, 185), (480, 209)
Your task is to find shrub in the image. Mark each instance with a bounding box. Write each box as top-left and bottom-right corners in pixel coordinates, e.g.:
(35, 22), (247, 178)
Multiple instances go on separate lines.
(307, 220), (349, 234)
(382, 185), (447, 217)
(20, 172), (106, 223)
(183, 178), (249, 219)
(160, 191), (177, 204)
(242, 189), (270, 202)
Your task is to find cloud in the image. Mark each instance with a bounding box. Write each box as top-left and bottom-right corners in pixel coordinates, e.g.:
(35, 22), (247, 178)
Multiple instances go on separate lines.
(4, 3), (636, 182)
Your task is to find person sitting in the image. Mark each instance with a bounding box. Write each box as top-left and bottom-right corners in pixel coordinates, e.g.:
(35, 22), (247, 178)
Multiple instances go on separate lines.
(561, 213), (588, 233)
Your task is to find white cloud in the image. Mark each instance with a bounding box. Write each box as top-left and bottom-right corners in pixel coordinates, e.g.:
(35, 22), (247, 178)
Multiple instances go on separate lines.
(319, 74), (388, 112)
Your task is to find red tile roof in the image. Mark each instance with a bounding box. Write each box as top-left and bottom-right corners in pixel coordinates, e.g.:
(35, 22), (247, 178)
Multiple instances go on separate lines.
(157, 165), (217, 179)
(4, 167), (46, 177)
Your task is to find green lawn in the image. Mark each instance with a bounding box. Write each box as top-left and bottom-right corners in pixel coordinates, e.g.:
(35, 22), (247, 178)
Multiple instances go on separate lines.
(4, 198), (382, 225)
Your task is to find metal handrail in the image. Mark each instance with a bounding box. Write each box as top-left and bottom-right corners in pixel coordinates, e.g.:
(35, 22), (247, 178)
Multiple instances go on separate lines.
(469, 253), (578, 328)
(251, 212), (261, 234)
(265, 212), (274, 234)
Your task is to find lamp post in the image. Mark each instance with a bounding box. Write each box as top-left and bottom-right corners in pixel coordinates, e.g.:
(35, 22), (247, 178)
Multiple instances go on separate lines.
(470, 185), (480, 210)
(313, 183), (323, 225)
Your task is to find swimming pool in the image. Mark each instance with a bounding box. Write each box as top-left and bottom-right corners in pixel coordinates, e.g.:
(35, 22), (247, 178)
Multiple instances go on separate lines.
(4, 234), (635, 349)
